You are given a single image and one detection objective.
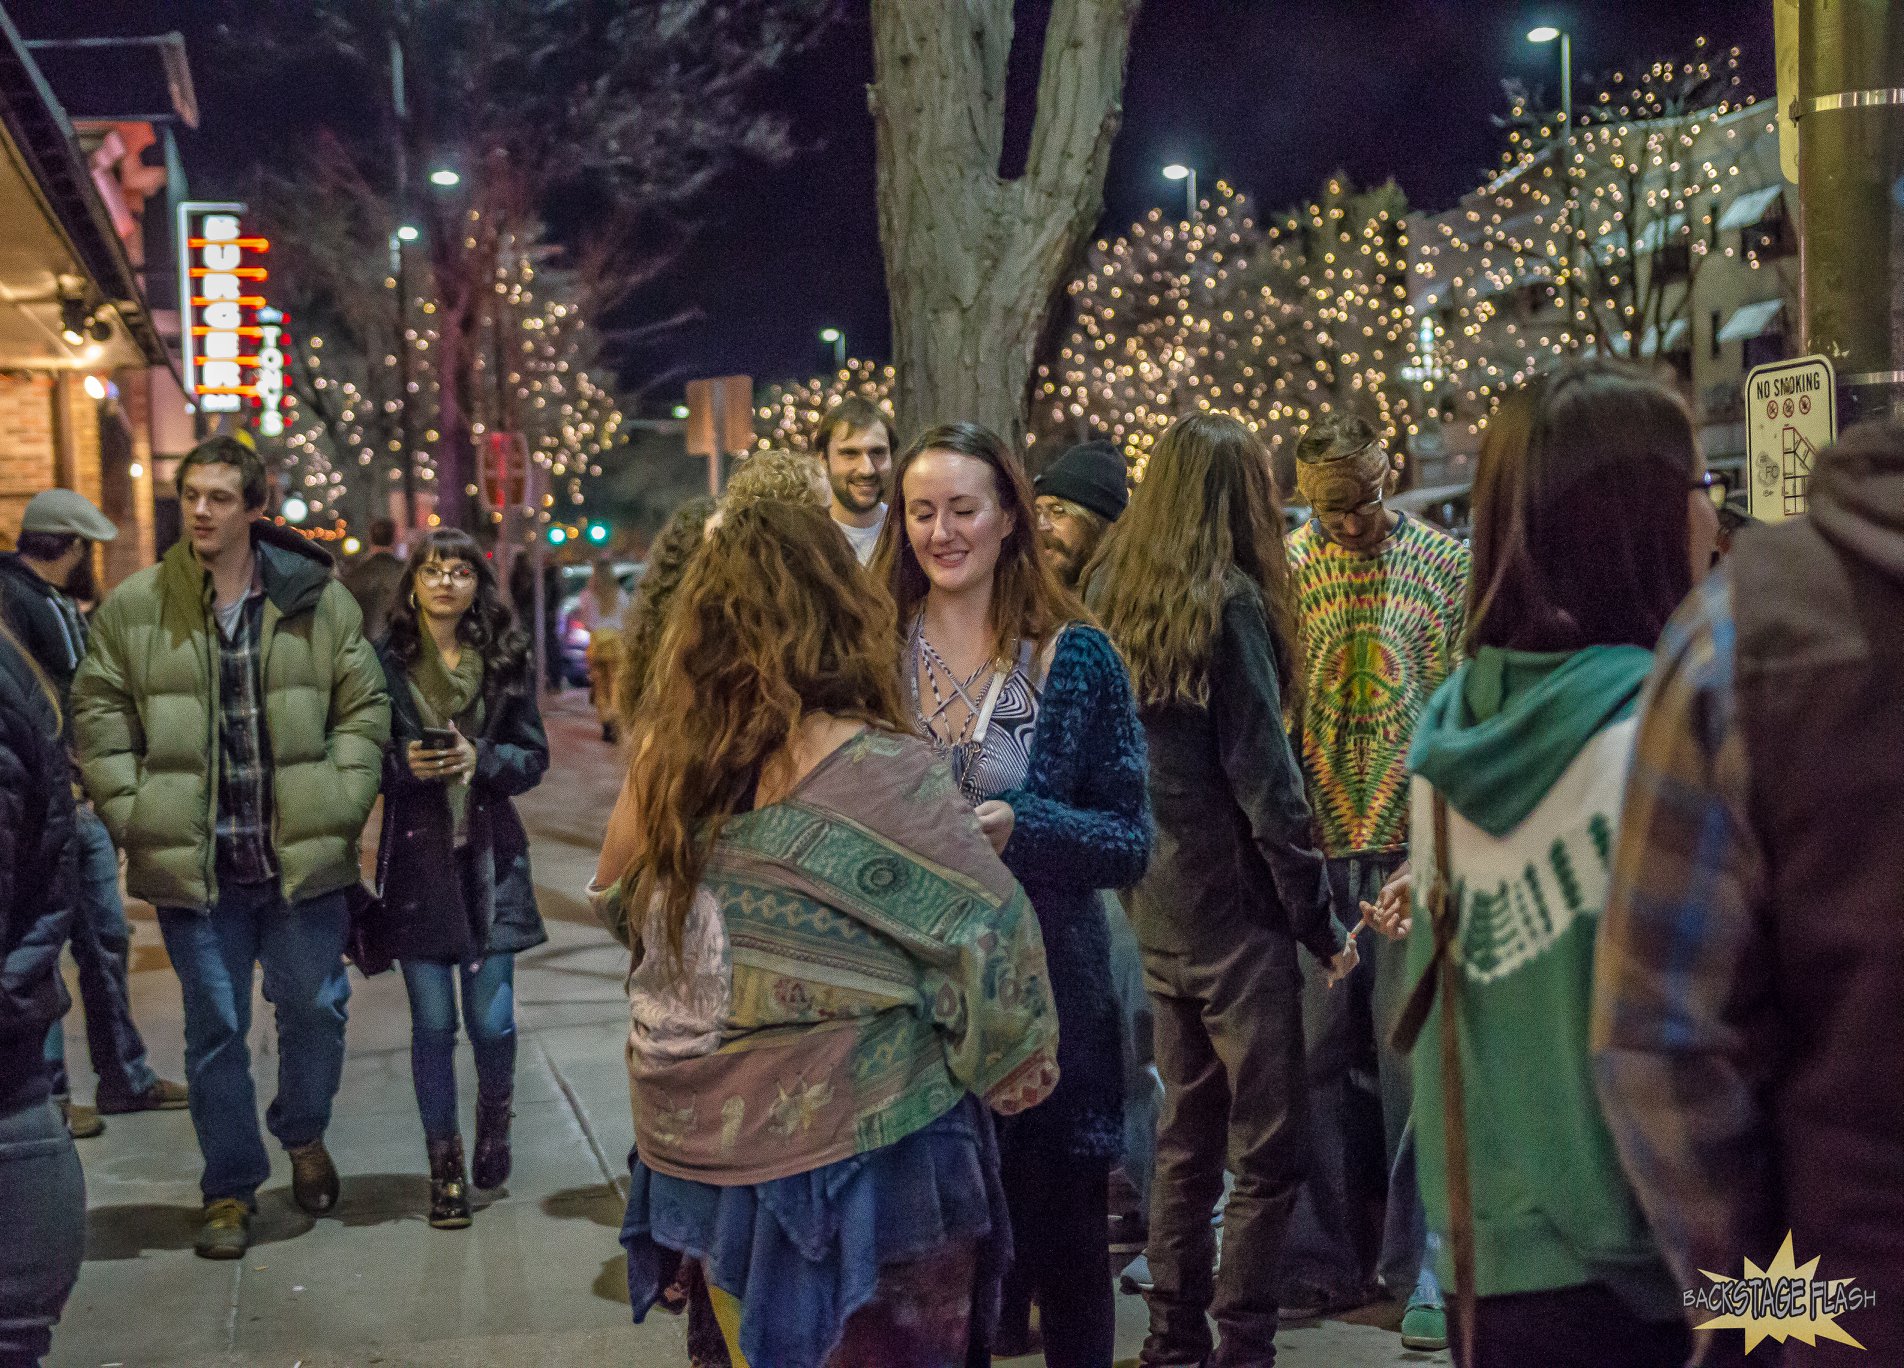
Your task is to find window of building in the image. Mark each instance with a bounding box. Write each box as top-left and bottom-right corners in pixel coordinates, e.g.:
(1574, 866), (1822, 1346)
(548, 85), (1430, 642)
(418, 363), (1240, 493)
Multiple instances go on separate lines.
(1710, 309), (1724, 359)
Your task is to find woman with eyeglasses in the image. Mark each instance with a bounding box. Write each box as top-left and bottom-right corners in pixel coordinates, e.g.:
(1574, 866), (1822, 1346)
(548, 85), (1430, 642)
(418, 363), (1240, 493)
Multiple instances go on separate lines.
(371, 529), (550, 1229)
(1368, 359), (1717, 1367)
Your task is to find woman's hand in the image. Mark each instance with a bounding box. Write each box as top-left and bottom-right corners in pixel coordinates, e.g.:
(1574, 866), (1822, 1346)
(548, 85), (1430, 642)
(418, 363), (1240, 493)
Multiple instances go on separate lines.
(405, 732), (476, 783)
(974, 800), (1016, 855)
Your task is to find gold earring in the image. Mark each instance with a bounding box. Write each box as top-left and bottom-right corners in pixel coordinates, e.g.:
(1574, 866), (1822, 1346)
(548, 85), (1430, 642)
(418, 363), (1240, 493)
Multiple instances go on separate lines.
(410, 590), (418, 609)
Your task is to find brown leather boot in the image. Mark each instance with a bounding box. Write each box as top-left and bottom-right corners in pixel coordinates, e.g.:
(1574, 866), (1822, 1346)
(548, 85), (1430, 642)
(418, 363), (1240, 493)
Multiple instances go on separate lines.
(287, 1139), (339, 1215)
(428, 1137), (473, 1229)
(473, 1092), (513, 1190)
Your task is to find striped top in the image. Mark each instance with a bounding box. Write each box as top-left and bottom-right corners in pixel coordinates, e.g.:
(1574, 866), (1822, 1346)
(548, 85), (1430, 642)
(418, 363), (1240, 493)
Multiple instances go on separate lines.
(1286, 513), (1469, 857)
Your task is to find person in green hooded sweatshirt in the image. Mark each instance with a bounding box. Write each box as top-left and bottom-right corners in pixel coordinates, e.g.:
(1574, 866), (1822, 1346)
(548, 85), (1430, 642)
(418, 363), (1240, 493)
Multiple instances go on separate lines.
(1367, 360), (1720, 1367)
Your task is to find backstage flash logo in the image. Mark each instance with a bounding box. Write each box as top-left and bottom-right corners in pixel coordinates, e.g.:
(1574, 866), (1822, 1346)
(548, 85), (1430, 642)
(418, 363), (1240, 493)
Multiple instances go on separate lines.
(1686, 1233), (1876, 1353)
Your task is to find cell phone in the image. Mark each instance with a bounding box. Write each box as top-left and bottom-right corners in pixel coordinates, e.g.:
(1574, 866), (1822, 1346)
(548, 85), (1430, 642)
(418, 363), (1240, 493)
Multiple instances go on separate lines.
(418, 726), (460, 751)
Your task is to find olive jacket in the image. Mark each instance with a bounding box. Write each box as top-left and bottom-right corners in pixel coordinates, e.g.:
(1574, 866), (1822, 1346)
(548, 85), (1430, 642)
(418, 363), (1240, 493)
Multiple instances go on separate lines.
(71, 522), (389, 909)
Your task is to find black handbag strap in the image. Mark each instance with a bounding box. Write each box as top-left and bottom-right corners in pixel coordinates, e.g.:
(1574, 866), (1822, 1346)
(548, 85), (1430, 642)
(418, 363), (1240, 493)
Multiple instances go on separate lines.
(1388, 794), (1477, 1366)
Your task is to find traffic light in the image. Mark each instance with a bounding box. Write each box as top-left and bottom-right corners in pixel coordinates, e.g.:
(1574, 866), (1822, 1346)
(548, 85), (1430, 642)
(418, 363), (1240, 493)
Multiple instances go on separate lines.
(548, 526), (569, 546)
(586, 520), (610, 545)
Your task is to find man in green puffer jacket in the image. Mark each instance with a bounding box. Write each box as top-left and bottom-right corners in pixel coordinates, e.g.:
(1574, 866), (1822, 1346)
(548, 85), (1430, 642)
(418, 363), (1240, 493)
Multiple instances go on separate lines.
(72, 435), (388, 1260)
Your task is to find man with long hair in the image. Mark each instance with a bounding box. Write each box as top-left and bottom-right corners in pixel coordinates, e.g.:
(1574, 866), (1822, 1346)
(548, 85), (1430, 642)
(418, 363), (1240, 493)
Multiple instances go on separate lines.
(1034, 438), (1127, 589)
(1093, 411), (1355, 1368)
(1279, 412), (1468, 1347)
(72, 435), (388, 1260)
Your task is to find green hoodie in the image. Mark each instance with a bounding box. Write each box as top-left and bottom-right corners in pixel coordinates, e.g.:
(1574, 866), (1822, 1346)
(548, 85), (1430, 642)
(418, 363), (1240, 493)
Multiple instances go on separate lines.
(1403, 644), (1679, 1319)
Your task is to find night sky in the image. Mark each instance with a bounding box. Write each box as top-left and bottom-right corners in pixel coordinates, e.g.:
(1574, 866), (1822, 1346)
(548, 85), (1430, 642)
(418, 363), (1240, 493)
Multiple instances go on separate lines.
(14, 0), (1772, 406)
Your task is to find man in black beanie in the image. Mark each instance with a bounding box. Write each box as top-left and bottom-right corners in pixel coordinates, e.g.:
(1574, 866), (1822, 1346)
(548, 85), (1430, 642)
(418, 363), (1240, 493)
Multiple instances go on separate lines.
(1034, 438), (1129, 588)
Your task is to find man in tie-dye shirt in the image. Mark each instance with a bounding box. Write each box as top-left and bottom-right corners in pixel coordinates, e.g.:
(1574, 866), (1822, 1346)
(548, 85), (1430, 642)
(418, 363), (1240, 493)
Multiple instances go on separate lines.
(1276, 412), (1468, 1350)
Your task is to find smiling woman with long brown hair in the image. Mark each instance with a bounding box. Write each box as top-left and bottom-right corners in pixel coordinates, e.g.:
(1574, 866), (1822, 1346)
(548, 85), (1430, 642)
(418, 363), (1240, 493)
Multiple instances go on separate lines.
(593, 500), (1059, 1368)
(875, 422), (1152, 1366)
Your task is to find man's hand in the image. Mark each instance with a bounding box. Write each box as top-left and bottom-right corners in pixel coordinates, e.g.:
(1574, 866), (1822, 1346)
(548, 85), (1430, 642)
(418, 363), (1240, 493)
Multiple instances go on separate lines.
(1360, 864), (1413, 940)
(974, 800), (1016, 856)
(1324, 932), (1360, 987)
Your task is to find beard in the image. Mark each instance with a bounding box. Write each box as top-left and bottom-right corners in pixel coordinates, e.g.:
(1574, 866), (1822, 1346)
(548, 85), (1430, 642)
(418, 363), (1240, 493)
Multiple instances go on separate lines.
(830, 471), (885, 515)
(1039, 534), (1083, 587)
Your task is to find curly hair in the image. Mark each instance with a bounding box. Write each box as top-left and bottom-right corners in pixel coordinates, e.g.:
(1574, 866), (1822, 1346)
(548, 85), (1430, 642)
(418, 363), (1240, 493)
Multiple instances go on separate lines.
(621, 500), (909, 975)
(724, 448), (828, 511)
(383, 528), (531, 689)
(1088, 411), (1304, 710)
(616, 496), (716, 727)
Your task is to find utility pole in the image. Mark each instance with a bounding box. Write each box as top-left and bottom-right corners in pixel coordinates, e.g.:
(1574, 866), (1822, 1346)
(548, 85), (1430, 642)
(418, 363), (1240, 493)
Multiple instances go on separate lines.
(1795, 0), (1904, 421)
(389, 14), (419, 529)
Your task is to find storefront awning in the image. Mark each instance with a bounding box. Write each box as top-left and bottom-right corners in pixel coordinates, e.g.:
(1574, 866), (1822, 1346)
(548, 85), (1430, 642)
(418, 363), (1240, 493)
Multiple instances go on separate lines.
(1640, 316), (1691, 356)
(1719, 185), (1784, 232)
(1718, 298), (1786, 343)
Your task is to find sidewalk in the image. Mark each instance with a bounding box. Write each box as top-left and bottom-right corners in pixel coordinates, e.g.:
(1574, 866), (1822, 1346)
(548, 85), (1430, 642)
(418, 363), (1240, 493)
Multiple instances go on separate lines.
(48, 696), (1445, 1368)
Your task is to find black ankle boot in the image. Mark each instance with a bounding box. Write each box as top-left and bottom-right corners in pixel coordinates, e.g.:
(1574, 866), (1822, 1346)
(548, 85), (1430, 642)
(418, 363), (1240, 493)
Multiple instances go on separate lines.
(427, 1137), (473, 1229)
(473, 1092), (513, 1190)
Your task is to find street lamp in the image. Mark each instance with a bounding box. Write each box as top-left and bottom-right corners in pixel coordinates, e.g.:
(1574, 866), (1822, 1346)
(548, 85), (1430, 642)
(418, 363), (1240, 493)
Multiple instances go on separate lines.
(428, 168), (461, 188)
(395, 223), (420, 243)
(819, 326), (845, 371)
(1162, 162), (1198, 223)
(1528, 24), (1577, 321)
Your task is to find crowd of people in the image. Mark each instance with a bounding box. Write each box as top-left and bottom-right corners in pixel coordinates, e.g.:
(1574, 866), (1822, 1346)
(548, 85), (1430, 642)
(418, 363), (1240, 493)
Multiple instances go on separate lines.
(3, 358), (1901, 1368)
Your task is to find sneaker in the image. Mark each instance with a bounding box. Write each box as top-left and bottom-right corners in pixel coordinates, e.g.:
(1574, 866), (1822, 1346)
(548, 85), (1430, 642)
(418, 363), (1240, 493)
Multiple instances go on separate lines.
(1119, 1253), (1155, 1296)
(96, 1078), (189, 1114)
(60, 1099), (105, 1139)
(1400, 1296), (1448, 1351)
(287, 1138), (340, 1215)
(194, 1198), (252, 1259)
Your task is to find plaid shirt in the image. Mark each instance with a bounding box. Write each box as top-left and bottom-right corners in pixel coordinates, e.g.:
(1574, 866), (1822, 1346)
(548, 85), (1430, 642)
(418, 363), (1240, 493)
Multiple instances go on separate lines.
(1592, 568), (1776, 1328)
(213, 563), (278, 885)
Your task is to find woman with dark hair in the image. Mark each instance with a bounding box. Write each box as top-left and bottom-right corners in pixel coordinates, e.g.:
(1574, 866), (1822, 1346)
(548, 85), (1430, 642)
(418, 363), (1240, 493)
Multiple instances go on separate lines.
(874, 422), (1152, 1366)
(1090, 411), (1355, 1368)
(374, 528), (550, 1229)
(594, 500), (1059, 1368)
(1374, 359), (1717, 1368)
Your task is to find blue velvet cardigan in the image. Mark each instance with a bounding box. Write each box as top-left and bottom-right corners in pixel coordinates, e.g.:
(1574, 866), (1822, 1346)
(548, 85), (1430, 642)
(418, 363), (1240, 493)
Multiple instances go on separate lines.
(992, 623), (1153, 1161)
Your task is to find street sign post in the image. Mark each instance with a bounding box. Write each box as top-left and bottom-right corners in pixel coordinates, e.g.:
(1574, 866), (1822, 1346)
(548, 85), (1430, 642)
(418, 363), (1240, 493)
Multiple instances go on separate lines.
(1744, 354), (1837, 523)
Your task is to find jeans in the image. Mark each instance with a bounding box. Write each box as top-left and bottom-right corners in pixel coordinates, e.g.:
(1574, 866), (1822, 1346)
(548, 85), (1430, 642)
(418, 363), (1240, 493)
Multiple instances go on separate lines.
(0, 1097), (85, 1366)
(1142, 928), (1308, 1367)
(399, 955), (518, 1142)
(157, 883), (351, 1203)
(42, 808), (160, 1104)
(1279, 851), (1439, 1306)
(1104, 891), (1160, 1216)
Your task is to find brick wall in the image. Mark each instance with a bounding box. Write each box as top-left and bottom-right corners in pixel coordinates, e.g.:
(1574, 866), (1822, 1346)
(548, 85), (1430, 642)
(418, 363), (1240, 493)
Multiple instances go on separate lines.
(0, 372), (56, 545)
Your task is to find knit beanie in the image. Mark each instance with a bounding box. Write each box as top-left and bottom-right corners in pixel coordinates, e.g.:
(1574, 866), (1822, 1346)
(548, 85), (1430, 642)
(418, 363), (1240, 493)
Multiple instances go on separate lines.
(1035, 440), (1129, 523)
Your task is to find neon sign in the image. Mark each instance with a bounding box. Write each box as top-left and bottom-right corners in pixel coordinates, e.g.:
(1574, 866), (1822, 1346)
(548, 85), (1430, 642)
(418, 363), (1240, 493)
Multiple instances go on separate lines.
(176, 200), (287, 435)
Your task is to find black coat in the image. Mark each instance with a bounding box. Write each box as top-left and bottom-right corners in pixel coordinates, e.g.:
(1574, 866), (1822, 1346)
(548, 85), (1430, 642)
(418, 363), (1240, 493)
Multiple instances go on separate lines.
(0, 628), (75, 1110)
(1124, 578), (1344, 962)
(373, 644), (549, 963)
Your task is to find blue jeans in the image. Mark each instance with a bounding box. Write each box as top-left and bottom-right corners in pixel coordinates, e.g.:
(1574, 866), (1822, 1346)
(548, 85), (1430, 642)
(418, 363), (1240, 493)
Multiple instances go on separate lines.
(1279, 852), (1439, 1306)
(157, 883), (351, 1203)
(399, 955), (517, 1142)
(42, 808), (160, 1104)
(0, 1097), (85, 1365)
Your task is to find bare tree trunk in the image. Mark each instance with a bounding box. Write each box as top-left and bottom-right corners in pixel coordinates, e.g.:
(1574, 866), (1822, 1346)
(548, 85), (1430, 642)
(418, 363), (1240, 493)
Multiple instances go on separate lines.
(870, 0), (1141, 446)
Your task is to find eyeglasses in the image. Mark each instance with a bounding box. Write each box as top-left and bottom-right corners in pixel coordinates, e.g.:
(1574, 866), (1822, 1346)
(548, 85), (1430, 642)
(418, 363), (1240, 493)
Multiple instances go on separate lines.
(1035, 496), (1089, 526)
(1692, 470), (1731, 510)
(417, 564), (476, 586)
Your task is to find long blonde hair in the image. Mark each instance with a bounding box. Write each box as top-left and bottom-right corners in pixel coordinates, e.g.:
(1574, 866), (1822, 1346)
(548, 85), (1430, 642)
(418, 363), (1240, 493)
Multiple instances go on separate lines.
(1089, 411), (1304, 710)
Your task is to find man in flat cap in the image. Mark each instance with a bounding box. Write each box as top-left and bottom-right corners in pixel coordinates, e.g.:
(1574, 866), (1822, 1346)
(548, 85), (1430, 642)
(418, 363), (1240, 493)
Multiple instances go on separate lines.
(0, 490), (187, 1139)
